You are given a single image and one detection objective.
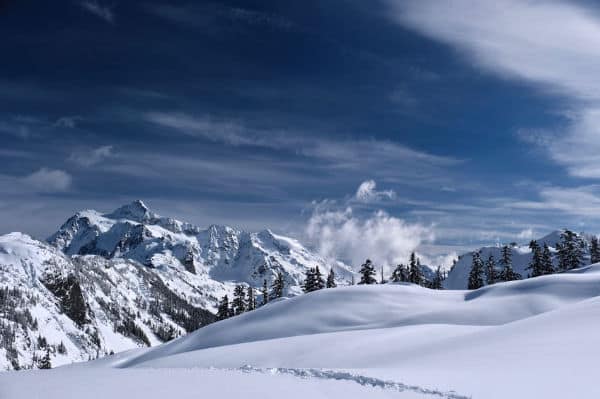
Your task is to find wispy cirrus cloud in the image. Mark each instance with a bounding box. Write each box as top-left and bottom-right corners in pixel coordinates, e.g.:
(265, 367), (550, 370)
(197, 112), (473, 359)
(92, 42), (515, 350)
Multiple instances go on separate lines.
(79, 1), (114, 24)
(68, 145), (114, 167)
(22, 168), (72, 193)
(386, 0), (600, 209)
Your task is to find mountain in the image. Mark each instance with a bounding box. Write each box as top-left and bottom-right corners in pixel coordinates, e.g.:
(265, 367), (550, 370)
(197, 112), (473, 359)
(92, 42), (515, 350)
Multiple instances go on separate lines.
(444, 229), (591, 289)
(6, 265), (600, 398)
(0, 201), (353, 371)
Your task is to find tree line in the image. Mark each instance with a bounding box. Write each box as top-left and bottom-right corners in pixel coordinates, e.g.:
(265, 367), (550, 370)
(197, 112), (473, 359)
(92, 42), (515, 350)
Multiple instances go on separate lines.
(467, 230), (600, 289)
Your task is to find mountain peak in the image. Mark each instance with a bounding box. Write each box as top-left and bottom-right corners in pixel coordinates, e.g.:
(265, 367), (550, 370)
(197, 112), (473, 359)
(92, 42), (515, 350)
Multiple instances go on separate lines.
(105, 200), (155, 222)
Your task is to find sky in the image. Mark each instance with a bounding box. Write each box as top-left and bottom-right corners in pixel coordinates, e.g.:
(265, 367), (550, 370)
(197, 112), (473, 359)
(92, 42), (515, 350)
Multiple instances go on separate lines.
(2, 0), (600, 268)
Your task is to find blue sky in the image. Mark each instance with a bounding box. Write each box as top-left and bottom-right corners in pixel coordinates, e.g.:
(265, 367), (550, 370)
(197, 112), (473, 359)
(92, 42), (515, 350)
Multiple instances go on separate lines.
(2, 0), (600, 267)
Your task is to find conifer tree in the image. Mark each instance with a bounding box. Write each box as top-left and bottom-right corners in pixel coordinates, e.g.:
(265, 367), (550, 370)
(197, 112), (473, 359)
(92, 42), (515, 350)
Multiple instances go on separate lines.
(527, 240), (543, 277)
(271, 272), (285, 298)
(390, 264), (403, 283)
(303, 268), (316, 293)
(216, 295), (230, 320)
(246, 286), (255, 311)
(261, 279), (269, 305)
(541, 243), (554, 275)
(232, 285), (246, 315)
(468, 251), (484, 289)
(408, 252), (423, 285)
(485, 254), (496, 285)
(591, 236), (600, 264)
(326, 268), (336, 288)
(557, 230), (584, 271)
(314, 266), (325, 290)
(431, 266), (444, 289)
(358, 259), (377, 285)
(38, 348), (52, 369)
(499, 245), (521, 281)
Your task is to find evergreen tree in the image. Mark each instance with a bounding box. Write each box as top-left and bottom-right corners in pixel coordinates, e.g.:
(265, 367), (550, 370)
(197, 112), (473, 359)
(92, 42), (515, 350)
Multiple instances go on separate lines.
(499, 245), (521, 281)
(431, 266), (444, 289)
(527, 240), (543, 277)
(468, 251), (484, 290)
(246, 286), (255, 311)
(326, 268), (336, 288)
(313, 266), (325, 290)
(541, 243), (554, 275)
(261, 279), (269, 305)
(38, 348), (52, 369)
(408, 252), (423, 285)
(358, 259), (377, 285)
(591, 236), (600, 264)
(390, 264), (407, 283)
(485, 254), (496, 285)
(271, 272), (285, 298)
(302, 268), (316, 293)
(216, 295), (230, 320)
(232, 285), (246, 315)
(557, 230), (584, 271)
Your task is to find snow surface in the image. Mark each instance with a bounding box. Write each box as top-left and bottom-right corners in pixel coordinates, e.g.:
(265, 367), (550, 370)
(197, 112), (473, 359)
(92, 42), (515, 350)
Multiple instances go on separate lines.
(5, 264), (600, 398)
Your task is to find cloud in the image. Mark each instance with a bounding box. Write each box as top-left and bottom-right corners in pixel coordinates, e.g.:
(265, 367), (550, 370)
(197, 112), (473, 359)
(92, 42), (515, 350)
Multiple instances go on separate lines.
(386, 0), (600, 179)
(79, 1), (114, 23)
(354, 180), (395, 203)
(22, 168), (72, 193)
(55, 116), (82, 128)
(517, 228), (535, 240)
(511, 185), (600, 218)
(68, 145), (114, 167)
(305, 204), (434, 269)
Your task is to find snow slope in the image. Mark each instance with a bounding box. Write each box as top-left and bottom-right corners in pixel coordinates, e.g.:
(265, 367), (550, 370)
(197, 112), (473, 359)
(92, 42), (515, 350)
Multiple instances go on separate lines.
(13, 264), (593, 398)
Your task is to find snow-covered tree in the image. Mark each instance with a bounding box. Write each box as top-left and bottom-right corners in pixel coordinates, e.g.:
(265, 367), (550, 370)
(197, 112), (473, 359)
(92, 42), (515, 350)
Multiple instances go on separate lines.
(38, 348), (52, 369)
(261, 279), (269, 305)
(303, 268), (316, 293)
(499, 245), (521, 282)
(468, 251), (484, 289)
(527, 240), (543, 278)
(408, 252), (423, 285)
(216, 295), (230, 320)
(246, 286), (255, 311)
(271, 272), (285, 298)
(485, 255), (496, 285)
(591, 236), (600, 264)
(314, 266), (325, 290)
(326, 268), (336, 288)
(390, 264), (408, 283)
(232, 285), (246, 315)
(557, 230), (584, 271)
(358, 259), (377, 285)
(431, 266), (444, 289)
(541, 244), (554, 275)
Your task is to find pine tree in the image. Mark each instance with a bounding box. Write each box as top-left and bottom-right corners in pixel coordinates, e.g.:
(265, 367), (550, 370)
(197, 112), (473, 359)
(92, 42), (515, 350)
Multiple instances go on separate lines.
(326, 268), (336, 288)
(468, 251), (484, 289)
(390, 264), (404, 283)
(271, 272), (285, 298)
(499, 245), (521, 281)
(232, 285), (246, 315)
(541, 243), (554, 275)
(313, 266), (325, 290)
(38, 348), (52, 369)
(358, 259), (377, 285)
(408, 252), (423, 285)
(246, 286), (255, 311)
(57, 341), (67, 355)
(216, 295), (230, 320)
(431, 266), (444, 289)
(591, 236), (600, 264)
(557, 230), (584, 271)
(303, 268), (316, 293)
(527, 240), (543, 277)
(261, 279), (269, 305)
(485, 254), (496, 285)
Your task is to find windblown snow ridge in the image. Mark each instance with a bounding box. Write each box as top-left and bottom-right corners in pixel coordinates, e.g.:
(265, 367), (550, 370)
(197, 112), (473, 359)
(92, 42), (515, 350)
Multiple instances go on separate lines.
(234, 365), (470, 399)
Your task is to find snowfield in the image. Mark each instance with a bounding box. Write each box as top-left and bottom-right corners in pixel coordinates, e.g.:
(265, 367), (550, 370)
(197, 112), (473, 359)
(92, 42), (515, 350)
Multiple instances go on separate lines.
(3, 264), (600, 398)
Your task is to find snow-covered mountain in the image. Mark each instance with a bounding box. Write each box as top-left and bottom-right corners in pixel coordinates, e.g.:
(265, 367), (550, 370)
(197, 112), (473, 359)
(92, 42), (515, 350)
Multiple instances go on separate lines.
(444, 230), (591, 289)
(0, 201), (353, 371)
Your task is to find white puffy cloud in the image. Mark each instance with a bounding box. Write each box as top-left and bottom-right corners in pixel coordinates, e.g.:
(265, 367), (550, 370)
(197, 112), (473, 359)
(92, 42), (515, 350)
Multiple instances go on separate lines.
(354, 180), (395, 203)
(22, 168), (72, 193)
(305, 205), (434, 270)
